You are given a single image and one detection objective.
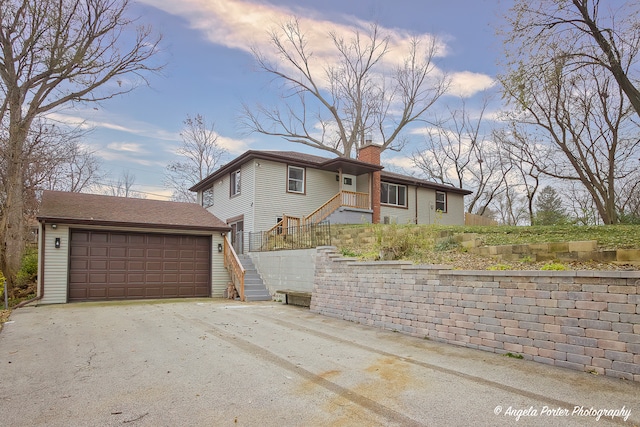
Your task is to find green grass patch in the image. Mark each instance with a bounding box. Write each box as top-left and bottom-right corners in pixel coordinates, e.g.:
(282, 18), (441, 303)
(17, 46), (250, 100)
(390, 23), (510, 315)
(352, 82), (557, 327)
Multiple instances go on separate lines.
(503, 352), (524, 359)
(540, 262), (568, 271)
(487, 263), (512, 271)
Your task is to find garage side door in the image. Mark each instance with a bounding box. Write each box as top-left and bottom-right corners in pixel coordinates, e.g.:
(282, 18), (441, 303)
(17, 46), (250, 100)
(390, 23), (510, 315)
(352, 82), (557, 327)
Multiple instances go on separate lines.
(69, 230), (211, 301)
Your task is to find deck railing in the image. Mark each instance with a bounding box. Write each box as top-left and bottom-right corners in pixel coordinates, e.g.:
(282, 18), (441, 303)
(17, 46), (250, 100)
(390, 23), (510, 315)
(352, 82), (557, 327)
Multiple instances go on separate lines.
(223, 236), (245, 301)
(303, 190), (369, 226)
(253, 190), (367, 252)
(249, 221), (331, 252)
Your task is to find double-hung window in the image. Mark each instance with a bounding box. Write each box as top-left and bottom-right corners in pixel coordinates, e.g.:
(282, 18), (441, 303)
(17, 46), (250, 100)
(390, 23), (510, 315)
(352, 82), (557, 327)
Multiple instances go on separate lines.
(435, 191), (447, 212)
(288, 166), (305, 193)
(230, 169), (241, 196)
(381, 182), (407, 207)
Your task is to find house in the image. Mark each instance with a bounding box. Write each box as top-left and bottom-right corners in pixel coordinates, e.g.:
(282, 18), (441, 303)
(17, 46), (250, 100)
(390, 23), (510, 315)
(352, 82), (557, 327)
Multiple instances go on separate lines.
(189, 144), (472, 253)
(36, 191), (231, 304)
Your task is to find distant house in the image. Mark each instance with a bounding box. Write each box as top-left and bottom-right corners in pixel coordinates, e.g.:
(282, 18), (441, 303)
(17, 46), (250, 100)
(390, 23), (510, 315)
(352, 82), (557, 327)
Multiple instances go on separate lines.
(37, 191), (231, 304)
(190, 144), (472, 253)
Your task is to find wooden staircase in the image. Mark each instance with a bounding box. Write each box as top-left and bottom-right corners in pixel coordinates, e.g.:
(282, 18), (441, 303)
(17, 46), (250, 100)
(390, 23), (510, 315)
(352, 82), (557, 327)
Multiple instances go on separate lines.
(266, 190), (369, 236)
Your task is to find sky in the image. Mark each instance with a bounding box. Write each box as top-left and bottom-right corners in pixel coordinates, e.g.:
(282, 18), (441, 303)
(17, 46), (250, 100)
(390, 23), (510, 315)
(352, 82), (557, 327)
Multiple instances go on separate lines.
(53, 0), (512, 200)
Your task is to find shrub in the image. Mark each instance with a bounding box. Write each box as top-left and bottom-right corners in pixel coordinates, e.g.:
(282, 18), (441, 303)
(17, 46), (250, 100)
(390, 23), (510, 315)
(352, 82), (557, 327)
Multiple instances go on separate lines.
(434, 236), (460, 252)
(340, 248), (358, 257)
(487, 263), (511, 271)
(16, 248), (38, 287)
(541, 262), (567, 271)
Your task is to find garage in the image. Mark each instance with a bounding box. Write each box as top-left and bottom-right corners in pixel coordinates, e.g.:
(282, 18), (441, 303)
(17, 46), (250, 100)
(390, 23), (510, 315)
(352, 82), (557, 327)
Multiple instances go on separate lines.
(37, 191), (231, 304)
(68, 230), (211, 301)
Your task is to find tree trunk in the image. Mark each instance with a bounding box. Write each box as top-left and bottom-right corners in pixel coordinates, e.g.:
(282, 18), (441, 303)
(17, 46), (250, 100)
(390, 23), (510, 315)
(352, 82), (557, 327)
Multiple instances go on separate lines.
(573, 0), (640, 119)
(0, 122), (28, 297)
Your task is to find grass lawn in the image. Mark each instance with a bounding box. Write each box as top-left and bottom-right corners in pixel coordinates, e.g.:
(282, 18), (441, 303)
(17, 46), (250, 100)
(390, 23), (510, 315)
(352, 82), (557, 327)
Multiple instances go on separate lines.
(452, 224), (640, 249)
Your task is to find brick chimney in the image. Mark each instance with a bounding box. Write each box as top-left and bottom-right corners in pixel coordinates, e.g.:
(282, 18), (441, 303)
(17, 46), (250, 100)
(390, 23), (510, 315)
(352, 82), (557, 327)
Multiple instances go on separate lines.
(358, 143), (381, 224)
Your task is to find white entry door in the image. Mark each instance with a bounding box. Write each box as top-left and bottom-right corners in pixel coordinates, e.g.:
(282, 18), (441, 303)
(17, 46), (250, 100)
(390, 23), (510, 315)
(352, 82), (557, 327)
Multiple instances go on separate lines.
(342, 174), (356, 192)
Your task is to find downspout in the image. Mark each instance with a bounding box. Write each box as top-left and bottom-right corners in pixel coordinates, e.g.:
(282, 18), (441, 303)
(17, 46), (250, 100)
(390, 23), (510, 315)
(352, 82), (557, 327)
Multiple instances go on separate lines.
(369, 172), (373, 210)
(414, 186), (418, 224)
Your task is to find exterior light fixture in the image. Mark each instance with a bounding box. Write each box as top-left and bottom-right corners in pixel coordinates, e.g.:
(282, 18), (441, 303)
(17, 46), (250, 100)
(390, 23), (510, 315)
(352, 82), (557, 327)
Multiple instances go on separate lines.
(217, 243), (223, 253)
(51, 224), (57, 229)
(54, 238), (61, 249)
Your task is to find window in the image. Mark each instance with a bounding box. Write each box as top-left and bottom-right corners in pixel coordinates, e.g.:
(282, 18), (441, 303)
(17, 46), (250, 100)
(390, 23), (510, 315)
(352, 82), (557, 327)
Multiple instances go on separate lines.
(381, 182), (407, 207)
(202, 187), (214, 208)
(230, 169), (241, 196)
(288, 166), (305, 193)
(436, 191), (447, 212)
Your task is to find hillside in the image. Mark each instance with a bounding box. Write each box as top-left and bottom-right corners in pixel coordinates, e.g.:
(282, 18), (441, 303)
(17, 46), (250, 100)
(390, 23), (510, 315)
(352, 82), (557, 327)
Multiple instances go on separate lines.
(332, 224), (640, 271)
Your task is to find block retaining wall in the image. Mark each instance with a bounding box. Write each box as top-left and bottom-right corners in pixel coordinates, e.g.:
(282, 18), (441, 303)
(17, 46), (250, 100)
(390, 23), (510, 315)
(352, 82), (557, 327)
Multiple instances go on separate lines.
(310, 247), (640, 381)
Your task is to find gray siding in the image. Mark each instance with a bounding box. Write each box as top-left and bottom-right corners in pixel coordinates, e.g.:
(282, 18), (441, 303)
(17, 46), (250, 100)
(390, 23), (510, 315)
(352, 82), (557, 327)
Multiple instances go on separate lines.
(211, 234), (230, 297)
(415, 187), (465, 225)
(253, 160), (339, 233)
(381, 183), (416, 225)
(40, 224), (70, 304)
(355, 173), (370, 193)
(204, 161), (255, 250)
(381, 186), (466, 225)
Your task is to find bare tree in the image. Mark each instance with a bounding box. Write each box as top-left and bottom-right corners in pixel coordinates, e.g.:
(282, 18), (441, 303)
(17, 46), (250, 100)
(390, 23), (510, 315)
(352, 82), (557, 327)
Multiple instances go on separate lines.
(493, 124), (544, 225)
(493, 188), (529, 226)
(618, 179), (640, 223)
(165, 114), (227, 202)
(567, 182), (601, 225)
(22, 120), (103, 194)
(106, 170), (144, 199)
(503, 0), (640, 118)
(242, 19), (448, 158)
(0, 0), (162, 292)
(500, 55), (640, 224)
(411, 97), (505, 215)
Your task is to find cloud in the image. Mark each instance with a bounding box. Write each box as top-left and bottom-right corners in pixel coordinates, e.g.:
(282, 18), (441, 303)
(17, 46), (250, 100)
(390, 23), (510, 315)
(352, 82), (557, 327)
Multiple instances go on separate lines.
(106, 142), (148, 153)
(141, 0), (490, 97)
(47, 111), (181, 142)
(448, 71), (496, 97)
(384, 155), (416, 171)
(217, 135), (250, 155)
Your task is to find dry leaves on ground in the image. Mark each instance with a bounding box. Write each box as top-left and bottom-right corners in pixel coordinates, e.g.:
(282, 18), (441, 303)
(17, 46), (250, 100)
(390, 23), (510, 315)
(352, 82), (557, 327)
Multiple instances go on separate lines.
(414, 250), (637, 271)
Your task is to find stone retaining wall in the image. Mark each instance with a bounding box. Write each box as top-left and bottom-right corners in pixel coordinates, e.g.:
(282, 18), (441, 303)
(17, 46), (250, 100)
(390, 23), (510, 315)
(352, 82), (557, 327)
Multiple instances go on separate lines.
(311, 247), (640, 381)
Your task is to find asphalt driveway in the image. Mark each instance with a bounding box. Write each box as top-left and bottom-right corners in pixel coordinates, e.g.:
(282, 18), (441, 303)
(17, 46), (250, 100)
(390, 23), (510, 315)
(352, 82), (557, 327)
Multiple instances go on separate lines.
(0, 300), (638, 426)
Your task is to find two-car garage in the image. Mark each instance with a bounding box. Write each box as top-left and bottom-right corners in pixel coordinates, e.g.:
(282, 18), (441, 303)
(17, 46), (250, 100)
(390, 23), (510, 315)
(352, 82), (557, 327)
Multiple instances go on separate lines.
(68, 230), (212, 301)
(37, 191), (231, 304)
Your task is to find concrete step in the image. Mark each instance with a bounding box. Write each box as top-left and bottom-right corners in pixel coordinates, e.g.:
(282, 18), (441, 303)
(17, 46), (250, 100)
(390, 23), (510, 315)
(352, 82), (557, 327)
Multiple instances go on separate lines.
(233, 255), (271, 301)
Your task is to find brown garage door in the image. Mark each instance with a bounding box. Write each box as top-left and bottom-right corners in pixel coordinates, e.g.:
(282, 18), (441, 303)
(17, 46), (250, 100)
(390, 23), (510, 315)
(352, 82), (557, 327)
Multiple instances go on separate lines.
(69, 230), (211, 301)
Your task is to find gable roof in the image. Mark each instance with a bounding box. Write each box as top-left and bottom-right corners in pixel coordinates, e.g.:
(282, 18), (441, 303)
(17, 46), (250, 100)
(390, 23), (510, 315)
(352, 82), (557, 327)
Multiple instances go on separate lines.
(189, 150), (383, 192)
(37, 191), (230, 232)
(190, 149), (472, 195)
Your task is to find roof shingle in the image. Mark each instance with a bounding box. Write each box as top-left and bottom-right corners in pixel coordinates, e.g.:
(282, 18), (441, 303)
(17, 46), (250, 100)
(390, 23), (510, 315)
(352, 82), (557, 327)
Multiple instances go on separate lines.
(37, 191), (230, 231)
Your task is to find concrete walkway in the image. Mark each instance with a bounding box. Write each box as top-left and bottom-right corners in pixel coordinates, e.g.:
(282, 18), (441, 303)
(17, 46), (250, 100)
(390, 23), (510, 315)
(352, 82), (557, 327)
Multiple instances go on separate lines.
(0, 300), (638, 426)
